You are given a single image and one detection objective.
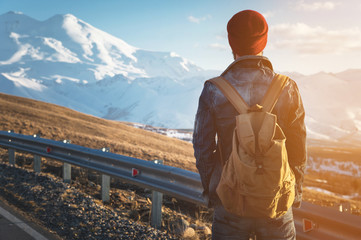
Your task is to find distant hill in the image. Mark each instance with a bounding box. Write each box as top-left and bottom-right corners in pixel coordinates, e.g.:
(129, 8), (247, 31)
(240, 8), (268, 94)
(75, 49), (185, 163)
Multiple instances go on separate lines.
(296, 70), (361, 144)
(0, 92), (196, 172)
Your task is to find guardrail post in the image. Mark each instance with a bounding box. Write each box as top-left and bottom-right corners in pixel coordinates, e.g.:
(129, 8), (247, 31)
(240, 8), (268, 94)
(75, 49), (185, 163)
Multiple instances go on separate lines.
(63, 163), (71, 183)
(101, 174), (110, 202)
(151, 159), (163, 229)
(33, 155), (41, 173)
(62, 140), (72, 183)
(100, 147), (111, 202)
(7, 130), (15, 166)
(33, 134), (41, 173)
(8, 148), (15, 165)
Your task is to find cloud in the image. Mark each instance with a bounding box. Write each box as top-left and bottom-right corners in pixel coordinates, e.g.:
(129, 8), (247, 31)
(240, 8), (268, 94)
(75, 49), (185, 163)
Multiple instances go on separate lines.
(188, 15), (211, 24)
(262, 11), (275, 19)
(209, 43), (228, 51)
(295, 0), (338, 11)
(216, 32), (227, 40)
(269, 23), (361, 55)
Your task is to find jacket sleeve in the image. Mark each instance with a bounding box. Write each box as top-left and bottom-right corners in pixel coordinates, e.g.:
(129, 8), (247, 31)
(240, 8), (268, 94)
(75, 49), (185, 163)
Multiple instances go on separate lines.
(284, 81), (307, 208)
(193, 83), (217, 200)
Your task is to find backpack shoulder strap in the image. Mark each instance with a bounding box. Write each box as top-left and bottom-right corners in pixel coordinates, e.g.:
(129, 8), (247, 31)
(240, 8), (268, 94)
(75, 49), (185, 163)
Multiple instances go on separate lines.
(207, 77), (249, 114)
(261, 74), (289, 113)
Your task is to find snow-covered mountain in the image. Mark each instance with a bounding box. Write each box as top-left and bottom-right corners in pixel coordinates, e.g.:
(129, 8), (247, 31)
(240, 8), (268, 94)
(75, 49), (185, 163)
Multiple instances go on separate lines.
(0, 11), (217, 128)
(296, 70), (361, 143)
(1, 11), (361, 144)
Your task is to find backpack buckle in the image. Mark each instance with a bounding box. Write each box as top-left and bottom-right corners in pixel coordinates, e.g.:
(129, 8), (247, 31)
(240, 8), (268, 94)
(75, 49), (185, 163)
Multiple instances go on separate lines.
(255, 153), (265, 175)
(256, 164), (265, 175)
(248, 104), (263, 113)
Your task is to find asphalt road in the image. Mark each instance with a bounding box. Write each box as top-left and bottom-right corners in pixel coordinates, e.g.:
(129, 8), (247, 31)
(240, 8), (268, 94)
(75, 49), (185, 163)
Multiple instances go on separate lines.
(0, 200), (54, 240)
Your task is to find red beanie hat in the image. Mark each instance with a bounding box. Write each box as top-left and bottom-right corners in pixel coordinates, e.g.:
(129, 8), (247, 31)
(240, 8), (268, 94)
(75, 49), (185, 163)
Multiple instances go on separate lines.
(227, 10), (268, 56)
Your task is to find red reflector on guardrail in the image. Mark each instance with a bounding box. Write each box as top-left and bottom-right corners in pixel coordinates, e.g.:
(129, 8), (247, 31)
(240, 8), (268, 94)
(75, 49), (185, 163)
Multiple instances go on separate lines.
(132, 168), (139, 177)
(303, 218), (315, 232)
(46, 147), (51, 153)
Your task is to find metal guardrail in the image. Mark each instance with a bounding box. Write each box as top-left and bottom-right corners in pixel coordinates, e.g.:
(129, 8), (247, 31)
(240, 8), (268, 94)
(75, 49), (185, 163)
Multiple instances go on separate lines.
(294, 202), (361, 239)
(0, 130), (361, 238)
(0, 130), (203, 229)
(0, 131), (203, 204)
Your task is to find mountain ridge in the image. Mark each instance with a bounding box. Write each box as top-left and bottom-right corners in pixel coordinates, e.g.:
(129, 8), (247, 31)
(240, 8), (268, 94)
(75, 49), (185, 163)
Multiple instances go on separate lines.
(1, 12), (361, 143)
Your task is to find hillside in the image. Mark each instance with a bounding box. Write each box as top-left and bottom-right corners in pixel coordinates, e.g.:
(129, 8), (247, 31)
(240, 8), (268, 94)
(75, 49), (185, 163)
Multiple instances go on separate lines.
(1, 92), (361, 216)
(0, 92), (206, 239)
(0, 92), (196, 172)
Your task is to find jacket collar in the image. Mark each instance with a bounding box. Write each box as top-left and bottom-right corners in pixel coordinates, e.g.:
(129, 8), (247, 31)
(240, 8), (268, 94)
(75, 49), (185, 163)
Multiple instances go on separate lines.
(221, 55), (273, 76)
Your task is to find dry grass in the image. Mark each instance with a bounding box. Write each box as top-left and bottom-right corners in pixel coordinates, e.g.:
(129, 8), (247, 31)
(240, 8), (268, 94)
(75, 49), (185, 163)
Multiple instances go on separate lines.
(304, 141), (361, 214)
(0, 93), (196, 172)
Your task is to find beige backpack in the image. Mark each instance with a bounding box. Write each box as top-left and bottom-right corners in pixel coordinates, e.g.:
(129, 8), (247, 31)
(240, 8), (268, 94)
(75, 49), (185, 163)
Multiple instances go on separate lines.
(208, 74), (295, 219)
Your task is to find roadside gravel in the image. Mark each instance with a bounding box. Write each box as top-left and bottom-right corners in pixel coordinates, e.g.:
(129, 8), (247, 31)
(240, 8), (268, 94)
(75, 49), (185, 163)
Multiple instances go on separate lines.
(0, 163), (178, 240)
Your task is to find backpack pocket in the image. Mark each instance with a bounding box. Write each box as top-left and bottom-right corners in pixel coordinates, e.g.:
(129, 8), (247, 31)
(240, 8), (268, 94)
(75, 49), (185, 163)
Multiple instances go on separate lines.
(216, 150), (245, 216)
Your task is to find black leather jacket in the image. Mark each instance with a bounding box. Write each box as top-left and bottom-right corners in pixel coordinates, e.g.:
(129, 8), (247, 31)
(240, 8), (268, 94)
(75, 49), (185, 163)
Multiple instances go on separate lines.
(193, 55), (307, 208)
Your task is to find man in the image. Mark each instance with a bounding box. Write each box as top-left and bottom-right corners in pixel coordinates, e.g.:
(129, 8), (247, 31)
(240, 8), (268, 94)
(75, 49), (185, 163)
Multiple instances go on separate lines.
(193, 10), (307, 240)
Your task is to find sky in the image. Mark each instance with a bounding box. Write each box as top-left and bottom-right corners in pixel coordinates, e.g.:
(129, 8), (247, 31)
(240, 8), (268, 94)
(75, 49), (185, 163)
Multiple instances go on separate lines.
(1, 0), (361, 75)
